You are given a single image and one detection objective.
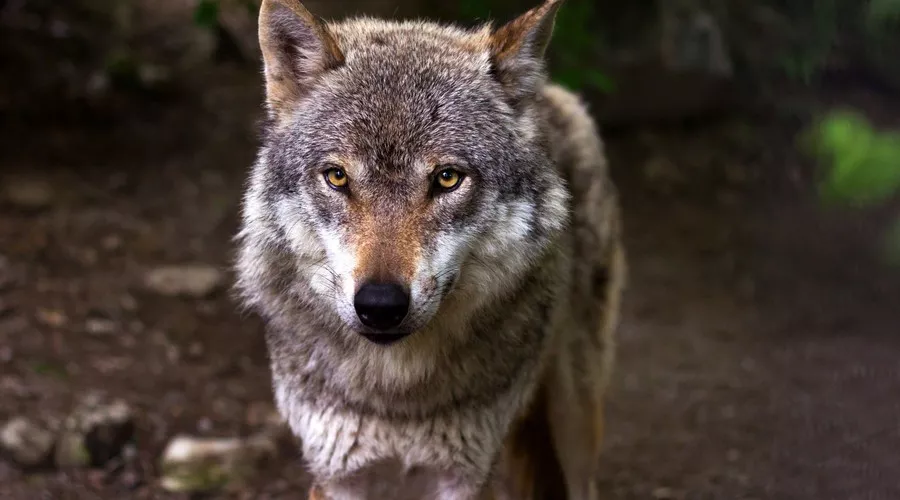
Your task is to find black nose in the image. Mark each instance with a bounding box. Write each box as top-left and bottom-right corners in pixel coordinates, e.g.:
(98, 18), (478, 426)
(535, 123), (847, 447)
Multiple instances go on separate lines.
(354, 283), (410, 331)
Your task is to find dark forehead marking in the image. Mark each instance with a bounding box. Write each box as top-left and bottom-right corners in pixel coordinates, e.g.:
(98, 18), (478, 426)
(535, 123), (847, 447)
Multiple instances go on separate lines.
(322, 55), (500, 174)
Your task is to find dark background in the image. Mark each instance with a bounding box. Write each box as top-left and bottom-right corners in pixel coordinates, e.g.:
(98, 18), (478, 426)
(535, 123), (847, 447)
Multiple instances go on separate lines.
(1, 0), (900, 498)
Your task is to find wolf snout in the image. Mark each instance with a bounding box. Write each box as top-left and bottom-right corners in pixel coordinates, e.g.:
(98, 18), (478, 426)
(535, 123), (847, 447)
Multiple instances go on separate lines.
(353, 282), (410, 334)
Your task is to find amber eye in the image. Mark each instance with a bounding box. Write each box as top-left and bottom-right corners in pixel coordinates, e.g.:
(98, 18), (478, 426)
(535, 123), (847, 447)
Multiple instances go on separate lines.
(434, 168), (464, 192)
(324, 167), (349, 190)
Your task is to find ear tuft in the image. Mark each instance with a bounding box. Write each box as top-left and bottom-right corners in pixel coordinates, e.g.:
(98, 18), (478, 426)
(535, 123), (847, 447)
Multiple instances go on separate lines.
(489, 0), (563, 103)
(258, 0), (344, 122)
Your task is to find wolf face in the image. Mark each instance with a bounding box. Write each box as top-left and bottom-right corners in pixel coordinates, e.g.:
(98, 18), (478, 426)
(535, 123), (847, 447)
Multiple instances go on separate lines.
(239, 0), (569, 350)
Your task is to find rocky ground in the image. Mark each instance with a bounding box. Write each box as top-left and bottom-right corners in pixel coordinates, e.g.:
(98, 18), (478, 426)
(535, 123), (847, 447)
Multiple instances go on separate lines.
(2, 4), (900, 498)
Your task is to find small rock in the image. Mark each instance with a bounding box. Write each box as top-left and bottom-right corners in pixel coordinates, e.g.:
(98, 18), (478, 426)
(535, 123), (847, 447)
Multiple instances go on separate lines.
(196, 418), (214, 434)
(36, 308), (67, 328)
(2, 176), (55, 211)
(144, 265), (223, 298)
(86, 72), (110, 96)
(0, 376), (31, 398)
(137, 64), (171, 88)
(79, 248), (99, 266)
(159, 434), (278, 493)
(120, 294), (138, 312)
(186, 342), (204, 359)
(55, 395), (135, 468)
(1, 417), (56, 468)
(85, 318), (118, 336)
(653, 487), (676, 499)
(101, 235), (123, 252)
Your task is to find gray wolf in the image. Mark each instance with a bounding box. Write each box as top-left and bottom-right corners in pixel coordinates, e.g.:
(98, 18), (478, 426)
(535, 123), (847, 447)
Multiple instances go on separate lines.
(234, 0), (626, 498)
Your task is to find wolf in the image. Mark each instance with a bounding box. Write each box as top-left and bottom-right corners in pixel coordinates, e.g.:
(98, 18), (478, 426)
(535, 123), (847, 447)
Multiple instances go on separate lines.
(234, 0), (626, 498)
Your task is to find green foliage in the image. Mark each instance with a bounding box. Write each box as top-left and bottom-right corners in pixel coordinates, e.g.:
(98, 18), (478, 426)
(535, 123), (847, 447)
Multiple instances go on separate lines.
(867, 0), (900, 26)
(457, 0), (614, 94)
(31, 361), (69, 379)
(778, 0), (838, 84)
(193, 0), (259, 29)
(779, 0), (900, 83)
(194, 0), (220, 29)
(191, 0), (614, 93)
(806, 109), (900, 263)
(549, 0), (615, 93)
(810, 110), (900, 207)
(458, 0), (493, 20)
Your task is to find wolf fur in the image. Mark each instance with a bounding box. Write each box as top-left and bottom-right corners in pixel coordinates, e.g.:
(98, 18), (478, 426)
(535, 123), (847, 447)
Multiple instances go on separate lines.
(234, 0), (626, 498)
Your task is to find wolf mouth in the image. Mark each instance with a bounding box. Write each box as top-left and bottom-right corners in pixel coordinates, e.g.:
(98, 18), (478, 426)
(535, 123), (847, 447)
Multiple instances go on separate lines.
(360, 331), (412, 345)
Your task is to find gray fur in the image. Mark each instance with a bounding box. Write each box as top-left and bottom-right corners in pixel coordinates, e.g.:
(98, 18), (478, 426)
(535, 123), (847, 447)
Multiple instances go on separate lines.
(235, 1), (624, 498)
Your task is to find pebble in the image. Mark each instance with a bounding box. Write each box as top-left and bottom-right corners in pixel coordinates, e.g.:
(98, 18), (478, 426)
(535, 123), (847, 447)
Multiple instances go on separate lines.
(653, 487), (677, 499)
(143, 265), (223, 298)
(85, 318), (118, 336)
(120, 294), (138, 312)
(2, 176), (55, 211)
(0, 417), (56, 468)
(36, 308), (67, 328)
(101, 235), (123, 252)
(159, 433), (278, 493)
(55, 395), (135, 468)
(187, 342), (205, 358)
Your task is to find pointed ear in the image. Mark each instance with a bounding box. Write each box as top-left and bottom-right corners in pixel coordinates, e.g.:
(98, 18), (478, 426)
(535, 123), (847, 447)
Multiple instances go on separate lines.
(489, 0), (563, 103)
(258, 0), (344, 121)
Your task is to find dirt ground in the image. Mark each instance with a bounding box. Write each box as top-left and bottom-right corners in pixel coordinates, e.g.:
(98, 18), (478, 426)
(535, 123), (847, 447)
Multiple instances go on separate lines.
(2, 58), (900, 500)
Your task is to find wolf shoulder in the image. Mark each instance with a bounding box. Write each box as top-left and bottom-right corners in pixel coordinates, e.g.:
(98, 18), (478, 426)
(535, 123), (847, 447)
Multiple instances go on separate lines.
(537, 82), (619, 243)
(537, 82), (610, 179)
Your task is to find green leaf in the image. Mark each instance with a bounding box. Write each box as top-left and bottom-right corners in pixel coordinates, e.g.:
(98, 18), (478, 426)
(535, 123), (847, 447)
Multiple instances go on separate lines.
(31, 361), (69, 379)
(583, 69), (616, 94)
(459, 0), (492, 20)
(552, 64), (615, 94)
(194, 0), (220, 29)
(868, 0), (900, 25)
(815, 112), (900, 207)
(553, 67), (586, 91)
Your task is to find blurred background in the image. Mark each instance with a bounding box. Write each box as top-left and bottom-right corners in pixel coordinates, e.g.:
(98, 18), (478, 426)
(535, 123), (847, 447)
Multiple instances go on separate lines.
(1, 0), (899, 498)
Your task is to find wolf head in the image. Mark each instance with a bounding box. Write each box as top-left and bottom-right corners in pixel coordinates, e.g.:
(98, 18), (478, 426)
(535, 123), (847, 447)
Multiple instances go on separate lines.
(237, 0), (569, 349)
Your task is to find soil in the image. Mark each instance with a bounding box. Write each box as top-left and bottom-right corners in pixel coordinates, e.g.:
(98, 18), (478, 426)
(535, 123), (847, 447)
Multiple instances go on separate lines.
(2, 52), (900, 500)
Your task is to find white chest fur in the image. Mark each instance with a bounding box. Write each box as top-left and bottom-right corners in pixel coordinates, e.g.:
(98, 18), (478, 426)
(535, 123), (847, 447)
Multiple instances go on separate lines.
(275, 377), (533, 499)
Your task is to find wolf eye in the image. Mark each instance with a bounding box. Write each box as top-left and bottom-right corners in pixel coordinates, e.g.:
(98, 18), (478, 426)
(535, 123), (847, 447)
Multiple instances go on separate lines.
(434, 168), (464, 192)
(324, 167), (349, 190)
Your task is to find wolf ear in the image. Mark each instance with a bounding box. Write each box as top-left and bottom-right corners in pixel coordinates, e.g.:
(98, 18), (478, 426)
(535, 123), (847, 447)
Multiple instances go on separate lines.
(258, 0), (344, 121)
(489, 0), (563, 103)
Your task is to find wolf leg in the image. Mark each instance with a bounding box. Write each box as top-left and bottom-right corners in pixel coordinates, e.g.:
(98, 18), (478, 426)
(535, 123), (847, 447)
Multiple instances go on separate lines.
(487, 385), (567, 500)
